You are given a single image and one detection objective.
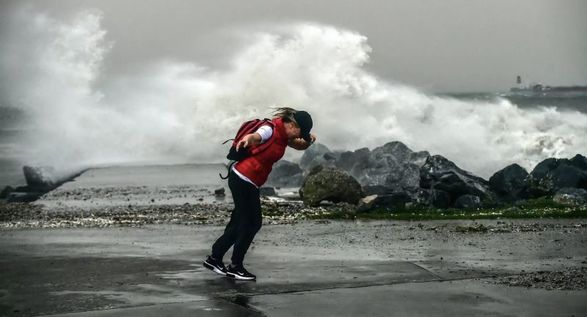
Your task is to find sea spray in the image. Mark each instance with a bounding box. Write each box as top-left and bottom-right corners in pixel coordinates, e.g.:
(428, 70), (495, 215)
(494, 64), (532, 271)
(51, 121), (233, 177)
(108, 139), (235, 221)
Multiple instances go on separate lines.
(1, 7), (586, 179)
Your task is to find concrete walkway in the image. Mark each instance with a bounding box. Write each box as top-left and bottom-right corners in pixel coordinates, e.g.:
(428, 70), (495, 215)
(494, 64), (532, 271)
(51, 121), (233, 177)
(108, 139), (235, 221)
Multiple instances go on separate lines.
(0, 222), (585, 316)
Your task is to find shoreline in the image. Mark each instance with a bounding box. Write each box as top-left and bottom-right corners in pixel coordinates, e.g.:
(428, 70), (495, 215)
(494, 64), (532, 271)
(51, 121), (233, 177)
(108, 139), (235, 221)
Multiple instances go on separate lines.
(2, 197), (586, 229)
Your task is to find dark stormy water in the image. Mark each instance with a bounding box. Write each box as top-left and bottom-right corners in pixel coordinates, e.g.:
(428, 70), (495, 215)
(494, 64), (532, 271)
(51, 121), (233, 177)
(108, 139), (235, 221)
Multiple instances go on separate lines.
(442, 93), (587, 114)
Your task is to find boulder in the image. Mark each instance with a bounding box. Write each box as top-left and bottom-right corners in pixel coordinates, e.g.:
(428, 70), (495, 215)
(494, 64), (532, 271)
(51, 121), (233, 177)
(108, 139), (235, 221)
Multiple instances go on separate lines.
(23, 166), (56, 191)
(454, 194), (482, 209)
(336, 148), (370, 172)
(259, 187), (277, 197)
(357, 192), (412, 212)
(553, 187), (587, 206)
(344, 141), (429, 194)
(299, 143), (336, 171)
(214, 188), (225, 197)
(550, 164), (587, 188)
(0, 186), (14, 199)
(569, 154), (587, 171)
(420, 189), (452, 209)
(346, 148), (373, 179)
(7, 191), (43, 203)
(489, 164), (529, 202)
(525, 156), (587, 197)
(362, 185), (395, 196)
(299, 167), (363, 207)
(267, 160), (304, 187)
(409, 150), (431, 168)
(358, 195), (378, 211)
(420, 155), (494, 205)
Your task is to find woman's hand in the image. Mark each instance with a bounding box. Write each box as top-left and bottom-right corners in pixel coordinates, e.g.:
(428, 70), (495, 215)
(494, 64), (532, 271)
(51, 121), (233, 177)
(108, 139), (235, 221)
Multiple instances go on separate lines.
(288, 133), (317, 150)
(236, 133), (262, 151)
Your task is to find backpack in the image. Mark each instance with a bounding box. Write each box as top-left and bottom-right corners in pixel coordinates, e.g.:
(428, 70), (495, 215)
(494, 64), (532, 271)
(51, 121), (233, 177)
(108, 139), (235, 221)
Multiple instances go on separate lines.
(219, 118), (275, 179)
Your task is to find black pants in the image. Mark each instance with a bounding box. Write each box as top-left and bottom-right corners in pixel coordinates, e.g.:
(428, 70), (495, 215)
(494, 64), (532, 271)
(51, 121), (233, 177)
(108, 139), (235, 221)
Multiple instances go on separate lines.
(211, 170), (262, 265)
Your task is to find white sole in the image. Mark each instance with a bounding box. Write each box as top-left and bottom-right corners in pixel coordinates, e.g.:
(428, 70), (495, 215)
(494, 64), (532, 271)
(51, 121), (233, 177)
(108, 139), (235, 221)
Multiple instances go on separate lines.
(203, 261), (226, 276)
(226, 272), (256, 281)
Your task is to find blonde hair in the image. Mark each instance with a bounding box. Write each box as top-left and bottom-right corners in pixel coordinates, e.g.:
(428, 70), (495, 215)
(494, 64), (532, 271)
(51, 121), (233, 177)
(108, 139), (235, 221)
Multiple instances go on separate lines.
(272, 107), (298, 124)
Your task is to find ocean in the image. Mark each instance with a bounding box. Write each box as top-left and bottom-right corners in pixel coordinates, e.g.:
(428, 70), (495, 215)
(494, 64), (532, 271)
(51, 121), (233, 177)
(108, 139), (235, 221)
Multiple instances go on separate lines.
(443, 93), (587, 114)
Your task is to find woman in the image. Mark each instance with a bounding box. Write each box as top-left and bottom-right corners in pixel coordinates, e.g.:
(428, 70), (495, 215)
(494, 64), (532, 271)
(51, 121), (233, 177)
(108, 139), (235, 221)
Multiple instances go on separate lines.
(203, 107), (316, 280)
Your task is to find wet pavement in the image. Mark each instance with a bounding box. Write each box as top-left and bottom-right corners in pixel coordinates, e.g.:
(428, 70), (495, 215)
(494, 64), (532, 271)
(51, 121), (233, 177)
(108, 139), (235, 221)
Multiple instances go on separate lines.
(1, 221), (586, 317)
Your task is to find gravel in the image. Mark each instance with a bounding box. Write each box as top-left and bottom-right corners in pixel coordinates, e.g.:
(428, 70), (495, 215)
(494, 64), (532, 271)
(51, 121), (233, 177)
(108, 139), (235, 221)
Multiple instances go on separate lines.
(0, 199), (356, 229)
(494, 267), (587, 290)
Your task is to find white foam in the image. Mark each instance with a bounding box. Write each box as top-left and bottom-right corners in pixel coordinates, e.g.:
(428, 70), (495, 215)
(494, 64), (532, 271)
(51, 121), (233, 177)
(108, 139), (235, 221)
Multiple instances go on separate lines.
(1, 8), (585, 178)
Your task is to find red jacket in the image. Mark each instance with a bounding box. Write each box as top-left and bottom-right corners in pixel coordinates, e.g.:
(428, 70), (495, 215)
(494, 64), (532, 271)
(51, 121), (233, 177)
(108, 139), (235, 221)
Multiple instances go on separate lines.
(234, 118), (288, 187)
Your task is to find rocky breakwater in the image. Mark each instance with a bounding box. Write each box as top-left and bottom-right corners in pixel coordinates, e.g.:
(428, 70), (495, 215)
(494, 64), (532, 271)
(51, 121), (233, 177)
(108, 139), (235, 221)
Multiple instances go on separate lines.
(419, 155), (495, 209)
(524, 155), (587, 202)
(275, 141), (587, 212)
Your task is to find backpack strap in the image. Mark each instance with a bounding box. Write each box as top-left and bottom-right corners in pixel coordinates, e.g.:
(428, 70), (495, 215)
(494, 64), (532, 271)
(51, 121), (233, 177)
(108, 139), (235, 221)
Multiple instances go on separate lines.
(219, 161), (236, 180)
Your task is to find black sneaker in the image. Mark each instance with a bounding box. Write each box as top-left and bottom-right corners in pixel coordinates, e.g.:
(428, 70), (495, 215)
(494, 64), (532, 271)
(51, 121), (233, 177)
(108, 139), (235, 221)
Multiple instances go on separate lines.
(226, 264), (256, 281)
(203, 255), (227, 276)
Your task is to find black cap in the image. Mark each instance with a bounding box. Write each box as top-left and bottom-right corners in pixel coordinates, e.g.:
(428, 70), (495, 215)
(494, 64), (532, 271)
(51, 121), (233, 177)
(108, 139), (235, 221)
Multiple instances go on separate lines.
(294, 110), (313, 142)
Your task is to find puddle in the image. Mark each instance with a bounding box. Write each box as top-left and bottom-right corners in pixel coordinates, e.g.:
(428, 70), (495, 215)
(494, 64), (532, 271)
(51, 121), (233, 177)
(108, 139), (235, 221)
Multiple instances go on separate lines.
(51, 284), (205, 306)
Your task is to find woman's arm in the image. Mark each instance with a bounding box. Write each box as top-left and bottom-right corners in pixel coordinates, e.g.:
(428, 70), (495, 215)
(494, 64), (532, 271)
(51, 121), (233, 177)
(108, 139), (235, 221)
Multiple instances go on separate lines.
(236, 133), (262, 151)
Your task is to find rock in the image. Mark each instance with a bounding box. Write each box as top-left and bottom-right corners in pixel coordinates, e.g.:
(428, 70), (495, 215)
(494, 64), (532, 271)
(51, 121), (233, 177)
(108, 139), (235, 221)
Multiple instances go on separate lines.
(362, 185), (395, 196)
(421, 189), (451, 209)
(553, 188), (587, 206)
(7, 191), (42, 203)
(336, 148), (369, 172)
(454, 194), (482, 209)
(359, 195), (378, 205)
(569, 154), (587, 171)
(14, 186), (28, 192)
(357, 192), (412, 212)
(525, 157), (587, 197)
(299, 167), (363, 207)
(531, 158), (560, 180)
(455, 224), (489, 233)
(357, 195), (378, 212)
(4, 166), (84, 203)
(420, 155), (494, 206)
(489, 164), (529, 202)
(323, 152), (338, 161)
(345, 141), (429, 194)
(409, 150), (431, 168)
(19, 165), (86, 201)
(23, 166), (56, 191)
(267, 160), (304, 187)
(260, 187), (277, 197)
(214, 188), (225, 197)
(306, 164), (324, 177)
(299, 143), (335, 171)
(0, 186), (14, 199)
(550, 163), (587, 189)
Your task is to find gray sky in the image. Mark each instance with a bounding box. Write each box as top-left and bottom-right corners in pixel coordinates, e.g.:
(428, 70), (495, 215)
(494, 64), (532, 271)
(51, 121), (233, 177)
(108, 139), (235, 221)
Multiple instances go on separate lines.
(3, 0), (587, 93)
